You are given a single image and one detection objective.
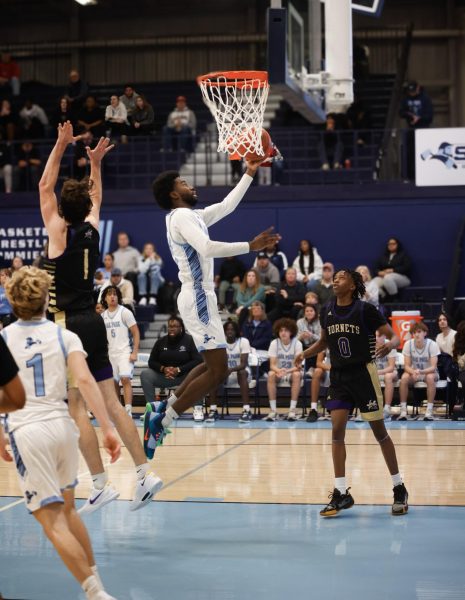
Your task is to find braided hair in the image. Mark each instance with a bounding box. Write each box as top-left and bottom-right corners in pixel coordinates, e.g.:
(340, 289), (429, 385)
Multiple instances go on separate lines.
(335, 268), (366, 299)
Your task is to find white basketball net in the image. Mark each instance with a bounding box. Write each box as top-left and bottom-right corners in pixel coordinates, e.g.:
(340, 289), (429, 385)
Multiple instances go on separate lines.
(198, 71), (269, 158)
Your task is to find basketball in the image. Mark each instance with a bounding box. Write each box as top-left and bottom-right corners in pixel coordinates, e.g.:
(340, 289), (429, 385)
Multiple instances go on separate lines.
(242, 129), (272, 162)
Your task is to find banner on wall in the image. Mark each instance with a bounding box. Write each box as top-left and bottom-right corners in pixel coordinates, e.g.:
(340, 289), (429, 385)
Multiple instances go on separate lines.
(416, 128), (465, 186)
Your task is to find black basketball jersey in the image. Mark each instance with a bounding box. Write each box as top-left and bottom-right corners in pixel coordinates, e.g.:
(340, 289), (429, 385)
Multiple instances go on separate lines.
(44, 222), (100, 313)
(320, 299), (387, 369)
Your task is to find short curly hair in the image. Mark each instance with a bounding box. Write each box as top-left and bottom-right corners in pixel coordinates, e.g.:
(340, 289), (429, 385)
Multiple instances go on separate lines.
(101, 285), (123, 309)
(272, 317), (298, 338)
(59, 177), (93, 223)
(6, 266), (53, 320)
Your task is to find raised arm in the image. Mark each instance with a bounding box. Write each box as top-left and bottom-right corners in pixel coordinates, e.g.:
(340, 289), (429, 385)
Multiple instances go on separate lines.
(86, 136), (114, 228)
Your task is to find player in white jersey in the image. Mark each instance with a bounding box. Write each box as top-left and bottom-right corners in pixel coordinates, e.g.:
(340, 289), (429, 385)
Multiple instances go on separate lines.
(0, 267), (120, 600)
(145, 160), (280, 454)
(207, 320), (252, 423)
(375, 330), (399, 420)
(101, 285), (139, 417)
(399, 321), (439, 421)
(264, 318), (303, 422)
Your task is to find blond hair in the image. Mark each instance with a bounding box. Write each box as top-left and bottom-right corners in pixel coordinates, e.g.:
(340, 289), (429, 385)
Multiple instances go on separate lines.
(6, 267), (53, 320)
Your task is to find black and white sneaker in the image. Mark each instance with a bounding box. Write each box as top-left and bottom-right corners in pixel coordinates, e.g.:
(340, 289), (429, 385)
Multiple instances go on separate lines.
(205, 409), (219, 423)
(320, 488), (355, 517)
(306, 409), (318, 423)
(286, 411), (297, 422)
(239, 409), (252, 423)
(392, 483), (409, 515)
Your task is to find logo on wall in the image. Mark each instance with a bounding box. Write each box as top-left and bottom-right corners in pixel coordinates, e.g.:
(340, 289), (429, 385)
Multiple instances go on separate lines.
(416, 128), (465, 186)
(420, 142), (463, 170)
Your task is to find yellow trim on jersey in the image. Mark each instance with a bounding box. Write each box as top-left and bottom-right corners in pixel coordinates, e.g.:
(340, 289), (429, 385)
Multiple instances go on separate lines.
(84, 248), (89, 280)
(361, 362), (384, 422)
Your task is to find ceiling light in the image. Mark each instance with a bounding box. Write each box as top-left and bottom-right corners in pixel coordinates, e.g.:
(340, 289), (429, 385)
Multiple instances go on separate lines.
(74, 0), (98, 6)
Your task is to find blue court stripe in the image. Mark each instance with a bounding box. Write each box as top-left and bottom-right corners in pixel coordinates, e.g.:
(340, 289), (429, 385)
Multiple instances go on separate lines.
(183, 497), (224, 502)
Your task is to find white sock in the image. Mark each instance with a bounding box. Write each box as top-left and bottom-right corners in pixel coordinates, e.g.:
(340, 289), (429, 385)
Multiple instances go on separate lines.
(91, 566), (104, 591)
(426, 403), (433, 412)
(384, 405), (391, 414)
(243, 404), (250, 412)
(290, 400), (297, 411)
(167, 393), (177, 407)
(210, 404), (218, 411)
(311, 402), (317, 410)
(391, 473), (402, 487)
(400, 402), (407, 412)
(82, 575), (101, 600)
(269, 400), (277, 412)
(92, 472), (107, 491)
(162, 405), (178, 428)
(136, 463), (149, 481)
(335, 477), (347, 494)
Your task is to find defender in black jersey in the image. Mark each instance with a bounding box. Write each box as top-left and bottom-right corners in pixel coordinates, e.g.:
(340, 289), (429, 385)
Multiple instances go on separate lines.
(295, 269), (409, 517)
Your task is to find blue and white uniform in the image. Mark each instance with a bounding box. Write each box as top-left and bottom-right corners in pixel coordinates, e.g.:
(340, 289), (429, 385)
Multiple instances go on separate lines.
(402, 338), (440, 381)
(102, 305), (136, 381)
(166, 174), (253, 351)
(376, 347), (398, 382)
(226, 337), (251, 385)
(1, 319), (84, 513)
(268, 337), (303, 383)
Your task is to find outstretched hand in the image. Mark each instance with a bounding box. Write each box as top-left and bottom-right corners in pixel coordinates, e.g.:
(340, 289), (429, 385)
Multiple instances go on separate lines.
(245, 156), (267, 175)
(86, 136), (114, 164)
(57, 120), (82, 146)
(249, 226), (282, 252)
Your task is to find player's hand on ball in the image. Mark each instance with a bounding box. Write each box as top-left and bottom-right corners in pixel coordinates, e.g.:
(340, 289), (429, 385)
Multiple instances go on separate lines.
(249, 227), (281, 252)
(103, 430), (121, 463)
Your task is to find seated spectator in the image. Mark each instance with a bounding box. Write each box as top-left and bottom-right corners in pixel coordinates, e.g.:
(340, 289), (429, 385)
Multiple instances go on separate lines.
(242, 301), (273, 353)
(297, 291), (320, 319)
(235, 268), (266, 325)
(215, 255), (246, 311)
(452, 322), (465, 408)
(0, 268), (14, 328)
(0, 51), (20, 96)
(19, 98), (49, 139)
(373, 237), (411, 302)
(398, 322), (439, 421)
(314, 262), (335, 306)
(101, 285), (140, 418)
(307, 349), (331, 422)
(119, 84), (139, 119)
(356, 264), (379, 307)
(112, 231), (140, 290)
(0, 99), (19, 141)
(76, 95), (105, 137)
(292, 239), (323, 291)
(93, 270), (105, 298)
(319, 113), (344, 170)
(140, 315), (202, 404)
(105, 95), (129, 142)
(162, 95), (197, 153)
(435, 312), (456, 356)
(346, 99), (372, 145)
(253, 241), (288, 279)
(255, 251), (280, 313)
(376, 330), (399, 420)
(264, 317), (304, 422)
(10, 256), (24, 273)
(99, 268), (135, 312)
(64, 69), (89, 117)
(51, 97), (74, 133)
(0, 132), (12, 193)
(137, 242), (165, 306)
(16, 140), (42, 191)
(297, 304), (321, 350)
(73, 130), (95, 180)
(96, 252), (114, 281)
(207, 320), (253, 423)
(130, 95), (155, 135)
(268, 267), (306, 323)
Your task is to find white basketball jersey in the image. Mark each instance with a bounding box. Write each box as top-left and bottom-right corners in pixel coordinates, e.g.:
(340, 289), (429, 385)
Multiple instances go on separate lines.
(403, 338), (440, 371)
(102, 305), (136, 356)
(226, 337), (251, 369)
(376, 347), (397, 371)
(1, 319), (85, 433)
(268, 338), (303, 369)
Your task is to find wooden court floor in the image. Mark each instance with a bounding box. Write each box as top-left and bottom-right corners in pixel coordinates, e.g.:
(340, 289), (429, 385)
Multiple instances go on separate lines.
(2, 422), (465, 509)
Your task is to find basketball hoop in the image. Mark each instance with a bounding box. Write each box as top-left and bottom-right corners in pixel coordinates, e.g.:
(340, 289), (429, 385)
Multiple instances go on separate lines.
(197, 70), (270, 159)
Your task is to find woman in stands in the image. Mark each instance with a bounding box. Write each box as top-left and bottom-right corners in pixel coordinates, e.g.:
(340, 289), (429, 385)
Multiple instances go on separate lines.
(51, 97), (74, 133)
(235, 269), (266, 326)
(137, 243), (165, 306)
(356, 265), (379, 307)
(372, 237), (411, 302)
(129, 95), (155, 135)
(292, 239), (323, 291)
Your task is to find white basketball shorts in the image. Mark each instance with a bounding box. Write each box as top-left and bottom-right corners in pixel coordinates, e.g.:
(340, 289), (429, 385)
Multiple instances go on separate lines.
(110, 352), (134, 381)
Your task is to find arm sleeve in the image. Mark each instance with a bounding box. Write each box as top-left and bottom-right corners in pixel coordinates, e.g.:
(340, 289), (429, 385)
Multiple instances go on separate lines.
(171, 209), (250, 258)
(0, 335), (19, 386)
(200, 174), (254, 227)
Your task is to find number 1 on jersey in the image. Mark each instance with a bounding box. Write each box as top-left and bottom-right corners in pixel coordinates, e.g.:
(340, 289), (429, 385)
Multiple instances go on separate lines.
(26, 353), (46, 397)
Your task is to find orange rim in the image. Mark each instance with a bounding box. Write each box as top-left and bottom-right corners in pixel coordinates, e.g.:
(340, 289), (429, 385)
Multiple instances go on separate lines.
(197, 70), (268, 89)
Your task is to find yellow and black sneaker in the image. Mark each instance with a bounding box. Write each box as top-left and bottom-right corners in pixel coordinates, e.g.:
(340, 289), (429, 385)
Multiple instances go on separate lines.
(392, 483), (409, 515)
(320, 488), (355, 517)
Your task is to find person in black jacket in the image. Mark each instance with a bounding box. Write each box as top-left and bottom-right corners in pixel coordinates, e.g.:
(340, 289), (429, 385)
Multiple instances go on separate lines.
(140, 315), (202, 403)
(267, 267), (307, 323)
(372, 237), (411, 301)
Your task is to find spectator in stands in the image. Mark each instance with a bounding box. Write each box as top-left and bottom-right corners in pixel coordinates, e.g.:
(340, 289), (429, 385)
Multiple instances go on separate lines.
(346, 99), (372, 145)
(253, 241), (288, 279)
(452, 322), (465, 406)
(16, 140), (42, 191)
(373, 237), (411, 302)
(292, 239), (323, 290)
(297, 304), (321, 350)
(0, 99), (19, 142)
(105, 95), (129, 143)
(264, 317), (304, 422)
(112, 231), (140, 290)
(64, 69), (89, 116)
(242, 301), (273, 353)
(0, 132), (12, 193)
(140, 315), (202, 404)
(99, 268), (135, 312)
(356, 264), (379, 307)
(314, 262), (335, 306)
(162, 96), (197, 153)
(215, 256), (246, 311)
(319, 113), (344, 170)
(93, 270), (105, 299)
(255, 251), (280, 291)
(268, 266), (306, 323)
(137, 242), (165, 307)
(130, 95), (155, 135)
(10, 256), (23, 272)
(435, 312), (456, 356)
(0, 52), (20, 96)
(235, 268), (266, 325)
(119, 84), (140, 119)
(376, 330), (399, 420)
(50, 97), (74, 133)
(308, 349), (331, 423)
(96, 252), (114, 281)
(0, 268), (14, 328)
(207, 320), (253, 423)
(398, 322), (439, 421)
(76, 95), (105, 137)
(73, 130), (95, 180)
(19, 98), (49, 139)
